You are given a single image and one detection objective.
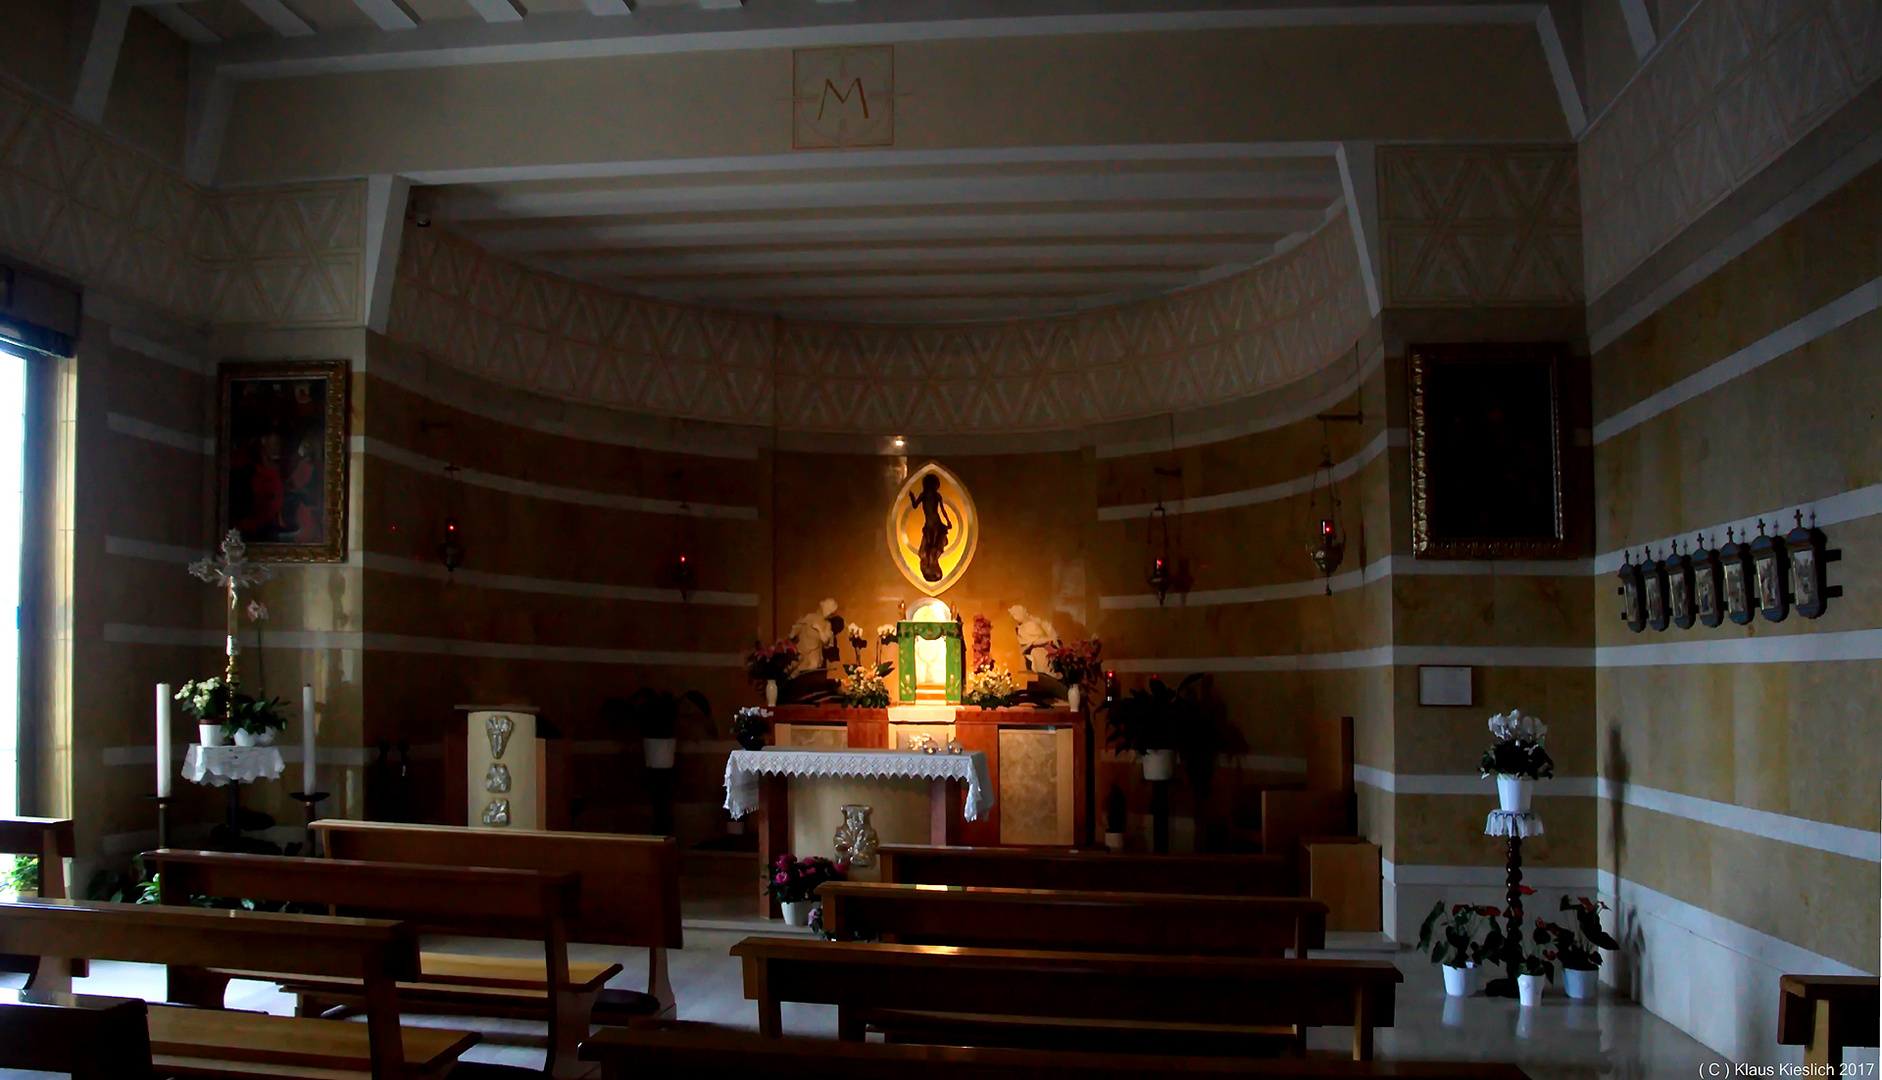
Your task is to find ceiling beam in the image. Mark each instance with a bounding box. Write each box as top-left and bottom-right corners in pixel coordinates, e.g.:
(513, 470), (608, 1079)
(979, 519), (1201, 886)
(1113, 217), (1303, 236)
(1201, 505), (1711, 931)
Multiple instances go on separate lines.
(581, 0), (631, 12)
(145, 4), (222, 44)
(238, 0), (315, 36)
(532, 241), (1279, 277)
(74, 0), (132, 124)
(1616, 0), (1655, 59)
(463, 0), (525, 23)
(351, 0), (417, 30)
(1334, 141), (1381, 316)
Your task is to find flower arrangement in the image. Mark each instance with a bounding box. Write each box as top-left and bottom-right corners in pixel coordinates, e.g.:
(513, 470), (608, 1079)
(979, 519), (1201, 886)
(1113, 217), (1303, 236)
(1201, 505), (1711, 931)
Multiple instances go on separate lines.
(876, 623), (899, 645)
(1415, 900), (1507, 969)
(837, 663), (893, 708)
(746, 639), (799, 686)
(175, 678), (230, 722)
(846, 624), (868, 664)
(1517, 946), (1556, 980)
(963, 664), (1015, 708)
(730, 706), (772, 750)
(768, 853), (846, 904)
(176, 678), (286, 738)
(1480, 709), (1554, 780)
(1535, 897), (1619, 971)
(1047, 638), (1103, 691)
(970, 614), (993, 672)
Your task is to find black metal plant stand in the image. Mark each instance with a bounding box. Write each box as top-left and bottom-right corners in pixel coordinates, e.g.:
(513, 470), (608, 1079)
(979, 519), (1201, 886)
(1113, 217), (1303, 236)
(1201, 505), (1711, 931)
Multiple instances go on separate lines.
(1483, 834), (1526, 998)
(290, 791), (330, 854)
(145, 794), (173, 850)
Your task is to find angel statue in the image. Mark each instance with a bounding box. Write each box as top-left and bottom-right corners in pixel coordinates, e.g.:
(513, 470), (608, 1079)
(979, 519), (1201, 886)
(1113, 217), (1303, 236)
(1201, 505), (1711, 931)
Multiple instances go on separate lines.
(1009, 605), (1060, 674)
(789, 598), (840, 677)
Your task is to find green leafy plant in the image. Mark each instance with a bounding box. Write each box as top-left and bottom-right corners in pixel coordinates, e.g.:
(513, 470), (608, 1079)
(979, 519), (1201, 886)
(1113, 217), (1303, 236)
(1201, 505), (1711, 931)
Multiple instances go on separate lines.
(730, 706), (772, 750)
(3, 855), (38, 897)
(1536, 897), (1620, 971)
(175, 678), (229, 721)
(603, 689), (713, 741)
(1415, 901), (1506, 968)
(1479, 709), (1554, 780)
(227, 694), (288, 737)
(1100, 674), (1223, 788)
(1517, 947), (1556, 980)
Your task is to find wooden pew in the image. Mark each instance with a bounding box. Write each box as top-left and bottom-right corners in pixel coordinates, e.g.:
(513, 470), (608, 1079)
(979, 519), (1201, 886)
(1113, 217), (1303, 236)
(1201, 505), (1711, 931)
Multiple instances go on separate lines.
(314, 819), (681, 1016)
(1778, 974), (1879, 1067)
(144, 848), (604, 1079)
(0, 816), (83, 981)
(820, 881), (1327, 958)
(878, 844), (1292, 896)
(730, 936), (1402, 1061)
(0, 989), (154, 1079)
(0, 896), (478, 1079)
(580, 1027), (1534, 1080)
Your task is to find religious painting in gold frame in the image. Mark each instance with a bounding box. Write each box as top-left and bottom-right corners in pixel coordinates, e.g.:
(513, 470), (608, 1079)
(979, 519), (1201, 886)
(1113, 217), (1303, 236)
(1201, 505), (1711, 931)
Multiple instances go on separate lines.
(1409, 344), (1568, 559)
(887, 461), (978, 597)
(216, 360), (351, 563)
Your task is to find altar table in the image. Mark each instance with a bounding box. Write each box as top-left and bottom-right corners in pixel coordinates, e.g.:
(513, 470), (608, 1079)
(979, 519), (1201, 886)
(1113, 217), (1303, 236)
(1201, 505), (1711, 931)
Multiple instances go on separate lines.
(724, 748), (990, 918)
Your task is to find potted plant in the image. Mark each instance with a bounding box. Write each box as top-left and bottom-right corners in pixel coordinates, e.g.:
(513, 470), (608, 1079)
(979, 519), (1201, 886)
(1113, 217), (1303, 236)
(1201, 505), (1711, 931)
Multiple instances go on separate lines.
(1101, 674), (1218, 783)
(1536, 897), (1619, 999)
(731, 706), (772, 752)
(603, 689), (712, 769)
(1416, 901), (1505, 997)
(768, 853), (845, 926)
(1516, 946), (1555, 1007)
(837, 663), (893, 708)
(1102, 785), (1127, 850)
(746, 640), (799, 706)
(1046, 638), (1102, 712)
(227, 694), (288, 747)
(1480, 709), (1554, 812)
(176, 678), (230, 747)
(962, 664), (1015, 709)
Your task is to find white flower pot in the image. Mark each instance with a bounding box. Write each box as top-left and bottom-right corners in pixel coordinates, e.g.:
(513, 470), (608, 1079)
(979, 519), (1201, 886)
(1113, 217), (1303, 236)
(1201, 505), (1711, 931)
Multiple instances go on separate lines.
(1442, 964), (1475, 997)
(232, 729), (258, 747)
(1103, 831), (1125, 851)
(781, 900), (815, 927)
(1067, 686), (1082, 713)
(765, 680), (779, 707)
(1497, 776), (1534, 813)
(255, 730), (275, 747)
(1517, 973), (1545, 1007)
(1140, 748), (1175, 782)
(644, 737), (677, 769)
(1562, 966), (1597, 999)
(198, 723), (225, 748)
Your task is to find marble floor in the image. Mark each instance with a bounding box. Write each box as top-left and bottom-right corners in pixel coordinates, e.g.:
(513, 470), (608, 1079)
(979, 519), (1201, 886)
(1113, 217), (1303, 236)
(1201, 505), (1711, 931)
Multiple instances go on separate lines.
(2, 880), (1741, 1078)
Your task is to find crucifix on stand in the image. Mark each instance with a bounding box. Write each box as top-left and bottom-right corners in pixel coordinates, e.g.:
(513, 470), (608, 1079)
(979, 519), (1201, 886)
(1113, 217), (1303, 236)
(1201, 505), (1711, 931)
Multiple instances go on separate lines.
(189, 529), (274, 694)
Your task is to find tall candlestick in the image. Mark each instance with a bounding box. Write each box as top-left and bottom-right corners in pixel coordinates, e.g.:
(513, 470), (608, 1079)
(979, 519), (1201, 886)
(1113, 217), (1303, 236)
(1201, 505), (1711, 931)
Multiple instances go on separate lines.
(155, 684), (172, 798)
(301, 684), (316, 793)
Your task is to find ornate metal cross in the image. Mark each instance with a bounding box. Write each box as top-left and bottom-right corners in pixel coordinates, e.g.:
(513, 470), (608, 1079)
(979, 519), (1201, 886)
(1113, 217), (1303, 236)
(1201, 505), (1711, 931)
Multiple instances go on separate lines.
(189, 529), (274, 689)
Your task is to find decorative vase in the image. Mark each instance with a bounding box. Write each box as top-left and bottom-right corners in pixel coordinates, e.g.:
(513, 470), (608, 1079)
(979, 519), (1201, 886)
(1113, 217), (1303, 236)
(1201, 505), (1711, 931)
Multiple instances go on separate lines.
(764, 680), (779, 707)
(644, 737), (677, 769)
(1562, 967), (1597, 999)
(198, 723), (225, 747)
(1442, 964), (1475, 997)
(781, 899), (815, 926)
(1067, 686), (1082, 713)
(1140, 748), (1175, 782)
(232, 729), (257, 748)
(1103, 831), (1125, 851)
(1497, 776), (1534, 813)
(1517, 973), (1545, 1007)
(833, 804), (879, 869)
(737, 732), (766, 751)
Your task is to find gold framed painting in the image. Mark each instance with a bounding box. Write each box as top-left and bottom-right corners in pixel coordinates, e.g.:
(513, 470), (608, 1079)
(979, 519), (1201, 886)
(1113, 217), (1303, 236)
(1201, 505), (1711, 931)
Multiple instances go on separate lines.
(1409, 344), (1569, 560)
(216, 360), (351, 563)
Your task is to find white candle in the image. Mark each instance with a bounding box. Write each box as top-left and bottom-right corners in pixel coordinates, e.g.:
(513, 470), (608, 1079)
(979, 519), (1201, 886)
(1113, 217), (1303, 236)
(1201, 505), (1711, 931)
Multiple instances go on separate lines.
(301, 684), (316, 793)
(155, 684), (172, 798)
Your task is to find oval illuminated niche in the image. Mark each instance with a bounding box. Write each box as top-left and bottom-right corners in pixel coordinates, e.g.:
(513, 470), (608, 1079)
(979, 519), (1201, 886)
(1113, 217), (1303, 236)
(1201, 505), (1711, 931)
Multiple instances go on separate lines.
(887, 462), (978, 597)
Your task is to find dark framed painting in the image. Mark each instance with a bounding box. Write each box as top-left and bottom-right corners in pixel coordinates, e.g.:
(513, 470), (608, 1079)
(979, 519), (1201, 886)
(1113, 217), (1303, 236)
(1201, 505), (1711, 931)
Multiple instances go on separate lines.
(1693, 541), (1725, 628)
(216, 360), (351, 563)
(1409, 345), (1568, 559)
(1666, 545), (1695, 630)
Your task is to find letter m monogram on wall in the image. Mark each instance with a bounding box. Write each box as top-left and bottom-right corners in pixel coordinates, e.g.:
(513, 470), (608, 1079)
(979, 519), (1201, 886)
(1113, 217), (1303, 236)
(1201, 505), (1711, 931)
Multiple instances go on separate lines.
(793, 45), (894, 149)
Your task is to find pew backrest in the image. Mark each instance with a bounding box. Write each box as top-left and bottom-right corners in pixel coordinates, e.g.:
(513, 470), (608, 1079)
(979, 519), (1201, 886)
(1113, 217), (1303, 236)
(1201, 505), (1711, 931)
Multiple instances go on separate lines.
(0, 817), (74, 898)
(877, 845), (1292, 896)
(0, 989), (153, 1080)
(820, 881), (1326, 957)
(313, 819), (681, 948)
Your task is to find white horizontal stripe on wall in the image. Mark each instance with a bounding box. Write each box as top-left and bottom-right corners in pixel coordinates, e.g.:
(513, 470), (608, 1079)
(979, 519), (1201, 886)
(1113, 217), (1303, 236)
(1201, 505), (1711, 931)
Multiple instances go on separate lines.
(1352, 767), (1598, 798)
(356, 436), (759, 520)
(1110, 645), (1592, 673)
(103, 744), (373, 768)
(1593, 276), (1882, 444)
(1100, 554), (1593, 609)
(106, 413), (212, 455)
(1599, 870), (1873, 977)
(1097, 428), (1403, 520)
(102, 622), (741, 667)
(1597, 628), (1882, 668)
(1382, 858), (1597, 888)
(1592, 479), (1882, 575)
(360, 552), (759, 607)
(107, 327), (212, 374)
(1599, 778), (1880, 863)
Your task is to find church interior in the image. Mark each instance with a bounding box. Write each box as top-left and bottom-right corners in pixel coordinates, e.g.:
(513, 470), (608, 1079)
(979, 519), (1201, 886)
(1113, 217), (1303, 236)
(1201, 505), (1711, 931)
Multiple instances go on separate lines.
(0, 0), (1875, 1076)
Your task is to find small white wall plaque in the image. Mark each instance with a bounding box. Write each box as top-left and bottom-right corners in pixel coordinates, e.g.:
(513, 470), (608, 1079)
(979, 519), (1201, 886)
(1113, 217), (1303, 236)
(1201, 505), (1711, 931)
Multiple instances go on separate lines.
(1418, 665), (1473, 706)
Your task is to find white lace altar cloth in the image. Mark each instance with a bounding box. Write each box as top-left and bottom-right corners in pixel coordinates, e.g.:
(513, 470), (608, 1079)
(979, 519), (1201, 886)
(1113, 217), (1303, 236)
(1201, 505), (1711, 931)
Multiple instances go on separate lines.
(1485, 810), (1544, 838)
(183, 745), (285, 787)
(724, 748), (993, 822)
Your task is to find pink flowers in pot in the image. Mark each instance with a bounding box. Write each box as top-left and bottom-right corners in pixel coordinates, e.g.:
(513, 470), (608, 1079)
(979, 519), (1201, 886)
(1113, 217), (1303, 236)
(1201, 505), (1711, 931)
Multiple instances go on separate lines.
(767, 853), (847, 903)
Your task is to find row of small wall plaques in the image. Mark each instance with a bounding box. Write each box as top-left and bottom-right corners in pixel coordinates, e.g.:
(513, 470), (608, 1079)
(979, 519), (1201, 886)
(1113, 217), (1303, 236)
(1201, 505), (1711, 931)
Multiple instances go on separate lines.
(1616, 511), (1840, 632)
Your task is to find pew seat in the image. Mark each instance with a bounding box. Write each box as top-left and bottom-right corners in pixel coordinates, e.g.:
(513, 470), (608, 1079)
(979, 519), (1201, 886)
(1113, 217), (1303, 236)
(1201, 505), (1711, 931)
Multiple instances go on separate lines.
(877, 845), (1292, 896)
(1778, 974), (1879, 1067)
(0, 989), (153, 1079)
(580, 1025), (1533, 1079)
(149, 1004), (478, 1079)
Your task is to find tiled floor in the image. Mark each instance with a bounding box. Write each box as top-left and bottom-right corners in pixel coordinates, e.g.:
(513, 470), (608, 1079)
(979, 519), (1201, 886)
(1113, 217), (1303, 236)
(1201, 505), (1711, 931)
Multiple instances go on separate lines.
(3, 900), (1739, 1079)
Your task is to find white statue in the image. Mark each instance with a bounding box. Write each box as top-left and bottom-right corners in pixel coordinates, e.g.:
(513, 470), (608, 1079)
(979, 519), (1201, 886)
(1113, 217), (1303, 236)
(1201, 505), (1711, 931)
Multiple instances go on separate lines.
(789, 598), (839, 677)
(1009, 605), (1059, 673)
